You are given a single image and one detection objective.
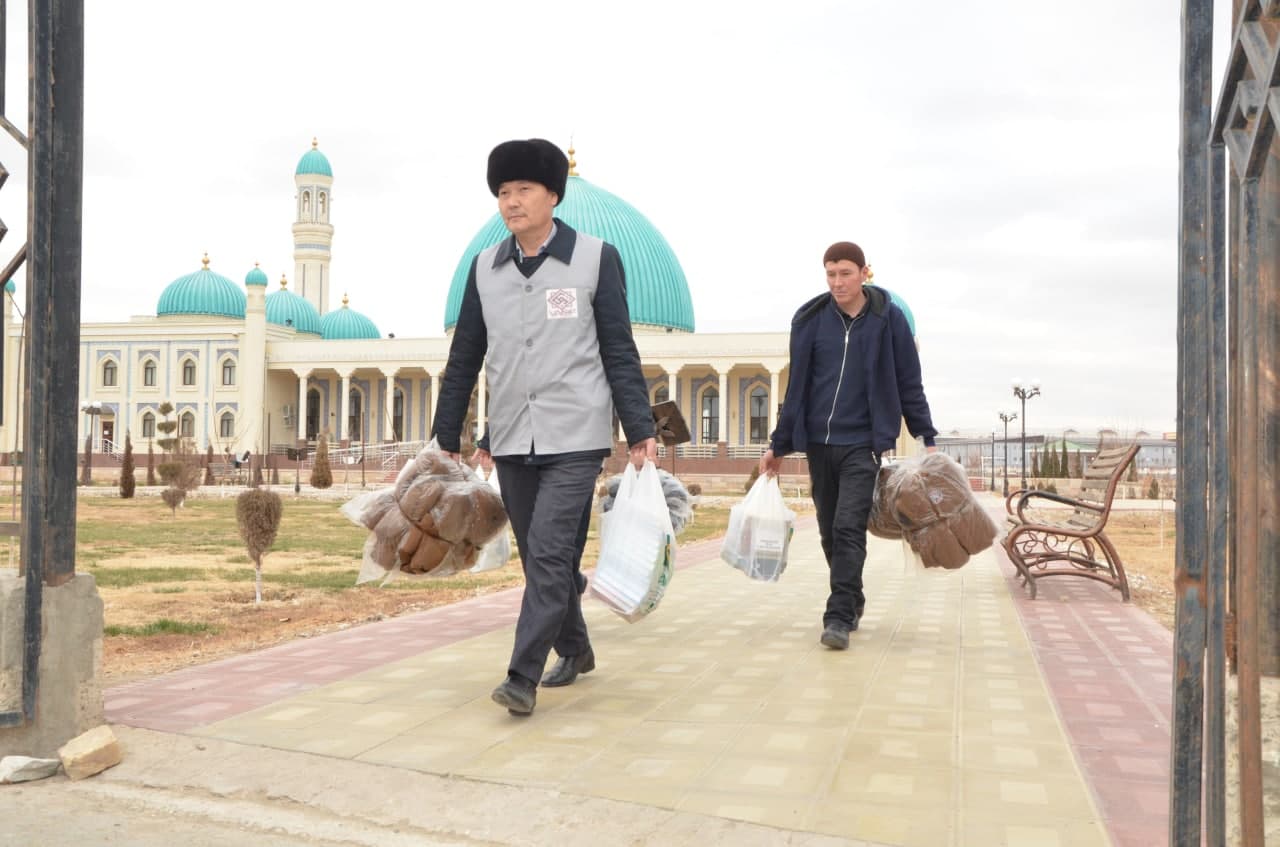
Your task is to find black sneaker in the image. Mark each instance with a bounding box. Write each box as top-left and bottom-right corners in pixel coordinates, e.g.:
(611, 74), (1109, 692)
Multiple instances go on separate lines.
(820, 622), (851, 650)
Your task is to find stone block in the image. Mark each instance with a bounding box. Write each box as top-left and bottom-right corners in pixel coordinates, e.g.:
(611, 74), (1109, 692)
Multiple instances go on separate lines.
(57, 724), (120, 780)
(0, 755), (60, 783)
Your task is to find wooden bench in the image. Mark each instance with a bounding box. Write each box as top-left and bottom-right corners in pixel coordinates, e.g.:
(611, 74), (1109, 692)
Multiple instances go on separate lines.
(209, 461), (247, 486)
(1002, 443), (1140, 600)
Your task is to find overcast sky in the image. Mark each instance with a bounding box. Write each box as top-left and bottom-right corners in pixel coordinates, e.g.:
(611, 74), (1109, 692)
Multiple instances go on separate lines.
(0, 2), (1238, 436)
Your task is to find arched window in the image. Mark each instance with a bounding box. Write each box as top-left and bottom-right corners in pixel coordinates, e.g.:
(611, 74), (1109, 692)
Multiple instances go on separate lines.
(700, 387), (719, 443)
(141, 412), (155, 438)
(348, 389), (362, 441)
(654, 383), (669, 405)
(318, 192), (327, 220)
(302, 190), (311, 216)
(221, 359), (235, 386)
(749, 386), (769, 443)
(142, 359), (156, 387)
(219, 412), (234, 439)
(393, 388), (404, 441)
(179, 411), (195, 439)
(101, 360), (117, 387)
(306, 388), (321, 441)
(182, 359), (196, 386)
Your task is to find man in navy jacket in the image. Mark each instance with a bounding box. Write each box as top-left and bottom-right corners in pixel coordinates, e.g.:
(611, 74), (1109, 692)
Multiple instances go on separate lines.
(760, 242), (937, 650)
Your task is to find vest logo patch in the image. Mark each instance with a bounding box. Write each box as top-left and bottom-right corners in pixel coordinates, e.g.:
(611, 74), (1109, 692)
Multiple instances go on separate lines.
(546, 288), (578, 319)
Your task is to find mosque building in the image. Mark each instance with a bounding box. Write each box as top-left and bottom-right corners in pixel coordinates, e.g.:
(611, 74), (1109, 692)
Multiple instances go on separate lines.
(0, 141), (919, 470)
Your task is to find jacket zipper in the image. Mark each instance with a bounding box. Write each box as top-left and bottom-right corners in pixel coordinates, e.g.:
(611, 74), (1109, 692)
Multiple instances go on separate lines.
(824, 309), (859, 443)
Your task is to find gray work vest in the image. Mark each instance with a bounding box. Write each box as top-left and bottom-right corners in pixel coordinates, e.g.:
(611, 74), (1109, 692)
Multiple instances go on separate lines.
(476, 234), (614, 456)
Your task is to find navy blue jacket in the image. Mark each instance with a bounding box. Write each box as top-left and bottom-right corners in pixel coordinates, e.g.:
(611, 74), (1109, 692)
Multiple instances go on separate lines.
(770, 285), (937, 456)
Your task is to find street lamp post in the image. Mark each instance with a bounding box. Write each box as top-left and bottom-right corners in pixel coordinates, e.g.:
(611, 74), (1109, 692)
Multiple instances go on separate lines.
(1011, 379), (1041, 491)
(990, 431), (996, 492)
(998, 411), (1018, 497)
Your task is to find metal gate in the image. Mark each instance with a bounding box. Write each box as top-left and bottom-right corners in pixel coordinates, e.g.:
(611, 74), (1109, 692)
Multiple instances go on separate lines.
(1175, 0), (1278, 843)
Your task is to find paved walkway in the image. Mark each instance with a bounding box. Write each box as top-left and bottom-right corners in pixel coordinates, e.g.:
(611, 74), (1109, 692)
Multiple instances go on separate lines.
(100, 499), (1172, 846)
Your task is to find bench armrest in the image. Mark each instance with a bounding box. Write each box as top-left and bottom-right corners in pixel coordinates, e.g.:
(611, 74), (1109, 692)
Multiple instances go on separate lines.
(1013, 489), (1104, 524)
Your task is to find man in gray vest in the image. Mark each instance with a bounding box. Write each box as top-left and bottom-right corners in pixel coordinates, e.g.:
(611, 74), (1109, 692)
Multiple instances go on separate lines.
(433, 138), (657, 715)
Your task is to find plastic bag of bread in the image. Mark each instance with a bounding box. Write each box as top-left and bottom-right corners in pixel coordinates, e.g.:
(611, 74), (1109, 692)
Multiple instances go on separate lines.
(599, 467), (693, 536)
(340, 442), (509, 584)
(471, 466), (513, 573)
(874, 452), (998, 569)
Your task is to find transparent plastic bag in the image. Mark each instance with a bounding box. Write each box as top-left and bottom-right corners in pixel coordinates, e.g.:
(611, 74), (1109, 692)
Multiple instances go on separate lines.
(599, 467), (693, 536)
(471, 466), (513, 574)
(339, 440), (509, 585)
(720, 474), (796, 582)
(590, 460), (676, 621)
(871, 452), (998, 570)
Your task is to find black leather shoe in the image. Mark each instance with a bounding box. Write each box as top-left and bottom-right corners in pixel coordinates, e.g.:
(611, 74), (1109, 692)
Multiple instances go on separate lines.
(541, 647), (596, 687)
(491, 675), (536, 715)
(850, 607), (864, 632)
(820, 622), (851, 650)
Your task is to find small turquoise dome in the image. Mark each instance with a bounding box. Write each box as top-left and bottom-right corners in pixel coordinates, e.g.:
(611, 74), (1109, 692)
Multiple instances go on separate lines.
(265, 277), (322, 335)
(244, 264), (269, 287)
(296, 139), (332, 177)
(321, 295), (381, 340)
(445, 162), (694, 333)
(157, 256), (246, 319)
(3, 280), (13, 294)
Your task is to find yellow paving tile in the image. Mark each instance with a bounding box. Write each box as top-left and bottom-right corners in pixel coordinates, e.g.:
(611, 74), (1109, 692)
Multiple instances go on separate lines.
(809, 800), (954, 847)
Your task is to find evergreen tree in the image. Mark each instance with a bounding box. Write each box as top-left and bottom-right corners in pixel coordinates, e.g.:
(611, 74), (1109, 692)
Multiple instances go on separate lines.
(1072, 449), (1083, 479)
(119, 432), (136, 498)
(204, 443), (215, 486)
(1043, 444), (1056, 478)
(1031, 449), (1040, 478)
(146, 441), (157, 486)
(1060, 439), (1069, 478)
(80, 432), (92, 485)
(309, 430), (333, 489)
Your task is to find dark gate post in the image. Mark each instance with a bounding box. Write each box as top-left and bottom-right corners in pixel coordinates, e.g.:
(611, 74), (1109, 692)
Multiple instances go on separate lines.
(18, 0), (85, 720)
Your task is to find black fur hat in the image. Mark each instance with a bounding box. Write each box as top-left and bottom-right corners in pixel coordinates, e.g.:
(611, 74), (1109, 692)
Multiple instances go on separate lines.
(486, 139), (568, 205)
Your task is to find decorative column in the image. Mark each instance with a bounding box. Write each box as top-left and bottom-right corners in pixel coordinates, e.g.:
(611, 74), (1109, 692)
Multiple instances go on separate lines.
(429, 372), (440, 439)
(384, 372), (395, 441)
(769, 369), (780, 441)
(718, 370), (729, 446)
(339, 372), (350, 442)
(296, 371), (309, 441)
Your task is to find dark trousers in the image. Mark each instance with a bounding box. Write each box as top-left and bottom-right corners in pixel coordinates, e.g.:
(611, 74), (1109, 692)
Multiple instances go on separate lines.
(495, 455), (600, 685)
(806, 443), (880, 627)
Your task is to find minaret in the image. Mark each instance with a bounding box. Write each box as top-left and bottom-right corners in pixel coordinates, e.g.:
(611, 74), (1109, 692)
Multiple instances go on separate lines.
(292, 138), (334, 315)
(242, 262), (269, 456)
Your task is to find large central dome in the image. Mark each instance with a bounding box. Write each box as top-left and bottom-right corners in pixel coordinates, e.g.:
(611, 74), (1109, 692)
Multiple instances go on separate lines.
(444, 160), (694, 333)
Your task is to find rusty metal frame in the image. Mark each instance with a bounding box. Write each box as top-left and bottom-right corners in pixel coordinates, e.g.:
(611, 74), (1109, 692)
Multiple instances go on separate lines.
(0, 0), (84, 730)
(1177, 0), (1276, 843)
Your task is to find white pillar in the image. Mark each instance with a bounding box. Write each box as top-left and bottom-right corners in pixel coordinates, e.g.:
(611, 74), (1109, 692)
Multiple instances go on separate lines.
(339, 372), (350, 442)
(769, 370), (780, 441)
(385, 372), (396, 441)
(718, 370), (729, 444)
(296, 372), (308, 440)
(429, 373), (440, 440)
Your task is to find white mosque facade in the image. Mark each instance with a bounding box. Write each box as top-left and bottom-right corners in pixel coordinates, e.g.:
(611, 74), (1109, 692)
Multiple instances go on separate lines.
(0, 142), (918, 470)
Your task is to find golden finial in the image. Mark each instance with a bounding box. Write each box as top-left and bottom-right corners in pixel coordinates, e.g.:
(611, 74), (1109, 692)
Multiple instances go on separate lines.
(254, 261), (260, 268)
(279, 274), (288, 290)
(866, 265), (875, 282)
(201, 252), (210, 270)
(311, 137), (318, 149)
(342, 292), (349, 307)
(567, 138), (578, 177)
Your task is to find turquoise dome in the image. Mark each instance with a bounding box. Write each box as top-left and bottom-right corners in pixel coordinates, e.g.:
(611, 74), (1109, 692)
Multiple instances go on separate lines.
(296, 140), (332, 177)
(157, 258), (246, 319)
(876, 285), (916, 336)
(244, 265), (269, 287)
(3, 280), (13, 294)
(445, 172), (694, 333)
(265, 281), (322, 335)
(321, 298), (381, 340)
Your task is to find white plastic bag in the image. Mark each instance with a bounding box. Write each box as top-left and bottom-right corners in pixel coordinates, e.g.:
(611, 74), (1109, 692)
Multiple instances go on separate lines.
(590, 460), (676, 621)
(471, 466), (512, 573)
(720, 474), (796, 582)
